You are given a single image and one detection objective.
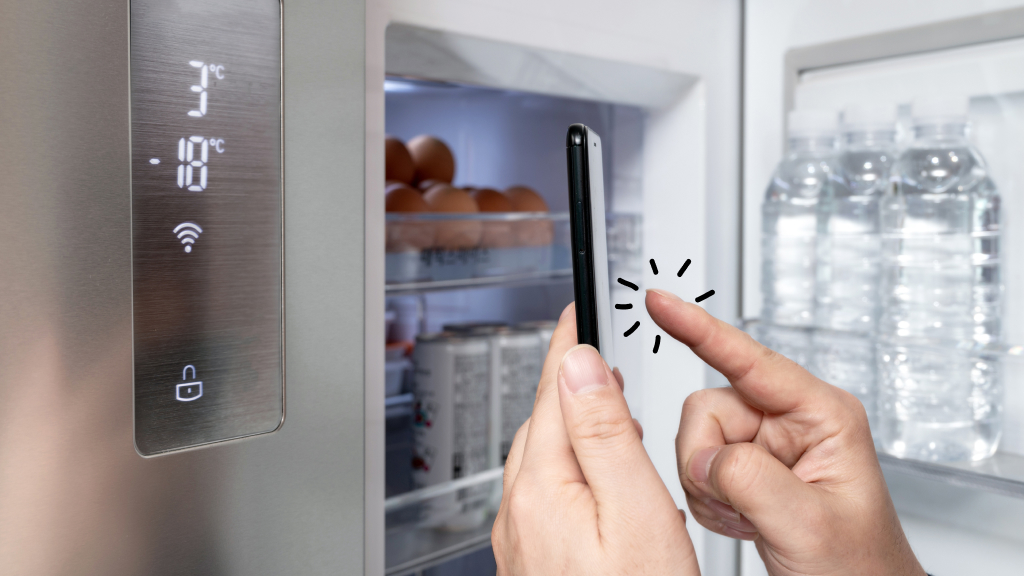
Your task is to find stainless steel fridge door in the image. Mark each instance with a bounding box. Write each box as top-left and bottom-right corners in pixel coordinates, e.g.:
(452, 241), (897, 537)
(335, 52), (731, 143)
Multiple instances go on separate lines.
(0, 0), (367, 573)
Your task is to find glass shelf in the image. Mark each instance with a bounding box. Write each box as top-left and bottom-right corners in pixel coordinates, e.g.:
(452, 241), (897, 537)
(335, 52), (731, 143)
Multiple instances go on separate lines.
(385, 468), (504, 575)
(879, 451), (1024, 498)
(386, 212), (571, 292)
(385, 268), (572, 295)
(383, 212), (645, 296)
(742, 320), (1024, 499)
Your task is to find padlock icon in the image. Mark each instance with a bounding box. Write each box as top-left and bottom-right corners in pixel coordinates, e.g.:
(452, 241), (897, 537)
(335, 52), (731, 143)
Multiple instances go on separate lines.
(176, 364), (203, 402)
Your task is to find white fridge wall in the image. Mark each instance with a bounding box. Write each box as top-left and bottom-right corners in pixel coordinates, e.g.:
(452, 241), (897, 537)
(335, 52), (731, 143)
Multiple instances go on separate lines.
(370, 0), (742, 572)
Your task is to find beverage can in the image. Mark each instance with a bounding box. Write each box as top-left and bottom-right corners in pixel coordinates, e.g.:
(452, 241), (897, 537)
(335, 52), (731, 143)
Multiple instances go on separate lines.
(482, 328), (543, 467)
(412, 332), (491, 530)
(443, 323), (544, 467)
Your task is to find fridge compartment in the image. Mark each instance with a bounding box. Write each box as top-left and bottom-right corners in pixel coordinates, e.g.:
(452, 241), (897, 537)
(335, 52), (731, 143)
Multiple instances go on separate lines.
(385, 212), (571, 287)
(745, 320), (1024, 498)
(384, 467), (504, 575)
(378, 22), (700, 573)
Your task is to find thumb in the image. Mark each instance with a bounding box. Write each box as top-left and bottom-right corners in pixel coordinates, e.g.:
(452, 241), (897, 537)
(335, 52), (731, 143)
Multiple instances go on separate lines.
(688, 442), (820, 538)
(557, 345), (678, 526)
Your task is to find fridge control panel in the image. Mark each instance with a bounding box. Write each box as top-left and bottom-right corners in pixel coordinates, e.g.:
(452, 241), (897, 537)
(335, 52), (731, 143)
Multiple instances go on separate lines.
(130, 0), (284, 455)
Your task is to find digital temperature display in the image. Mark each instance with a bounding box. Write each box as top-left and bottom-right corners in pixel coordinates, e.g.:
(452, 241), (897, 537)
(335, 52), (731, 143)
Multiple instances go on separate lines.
(131, 0), (283, 455)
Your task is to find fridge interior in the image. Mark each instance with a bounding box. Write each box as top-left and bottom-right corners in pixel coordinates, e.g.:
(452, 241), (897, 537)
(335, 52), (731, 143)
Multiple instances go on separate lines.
(377, 7), (1024, 576)
(368, 11), (740, 572)
(382, 74), (647, 574)
(374, 11), (735, 569)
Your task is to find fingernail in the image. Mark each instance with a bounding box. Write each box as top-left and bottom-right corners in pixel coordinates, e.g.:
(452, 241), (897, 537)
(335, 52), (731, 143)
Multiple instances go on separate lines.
(559, 345), (609, 395)
(646, 288), (682, 301)
(720, 526), (758, 541)
(705, 499), (757, 533)
(727, 514), (757, 533)
(689, 446), (722, 483)
(706, 499), (739, 522)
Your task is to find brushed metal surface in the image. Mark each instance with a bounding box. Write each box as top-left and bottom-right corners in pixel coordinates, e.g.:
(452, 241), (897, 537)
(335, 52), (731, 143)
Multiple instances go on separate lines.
(0, 0), (366, 573)
(130, 0), (284, 455)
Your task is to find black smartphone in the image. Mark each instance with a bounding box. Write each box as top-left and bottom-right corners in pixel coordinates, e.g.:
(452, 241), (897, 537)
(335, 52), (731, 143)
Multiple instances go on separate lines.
(566, 124), (615, 365)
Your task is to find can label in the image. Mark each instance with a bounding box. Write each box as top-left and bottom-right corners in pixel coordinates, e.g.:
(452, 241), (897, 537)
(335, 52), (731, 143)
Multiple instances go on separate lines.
(412, 336), (491, 529)
(499, 342), (542, 461)
(484, 332), (542, 468)
(451, 352), (490, 478)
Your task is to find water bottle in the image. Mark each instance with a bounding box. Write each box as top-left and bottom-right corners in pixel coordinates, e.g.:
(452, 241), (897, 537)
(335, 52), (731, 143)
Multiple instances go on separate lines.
(878, 98), (1002, 462)
(812, 105), (895, 433)
(760, 110), (839, 367)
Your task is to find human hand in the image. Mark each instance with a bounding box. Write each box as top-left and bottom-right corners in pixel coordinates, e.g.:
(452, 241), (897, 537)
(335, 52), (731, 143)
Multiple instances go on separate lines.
(646, 289), (925, 576)
(492, 303), (700, 576)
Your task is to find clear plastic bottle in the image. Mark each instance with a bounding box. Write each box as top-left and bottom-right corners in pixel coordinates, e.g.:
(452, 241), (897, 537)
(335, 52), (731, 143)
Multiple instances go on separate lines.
(812, 105), (895, 433)
(878, 98), (1002, 462)
(760, 110), (839, 367)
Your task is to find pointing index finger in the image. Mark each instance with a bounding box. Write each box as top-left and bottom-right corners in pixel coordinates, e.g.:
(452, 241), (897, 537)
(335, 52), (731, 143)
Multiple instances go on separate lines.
(645, 289), (829, 416)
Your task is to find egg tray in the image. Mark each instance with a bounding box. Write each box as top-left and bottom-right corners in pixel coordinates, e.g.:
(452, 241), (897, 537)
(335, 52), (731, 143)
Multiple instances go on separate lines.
(385, 212), (571, 284)
(385, 245), (572, 283)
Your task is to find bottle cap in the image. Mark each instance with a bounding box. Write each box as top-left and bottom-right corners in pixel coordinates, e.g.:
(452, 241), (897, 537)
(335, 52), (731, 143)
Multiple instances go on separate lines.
(842, 103), (897, 131)
(787, 109), (839, 137)
(912, 96), (969, 125)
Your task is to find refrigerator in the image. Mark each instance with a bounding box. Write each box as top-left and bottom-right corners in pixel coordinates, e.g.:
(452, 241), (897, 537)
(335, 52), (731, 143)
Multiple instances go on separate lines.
(2, 1), (1024, 575)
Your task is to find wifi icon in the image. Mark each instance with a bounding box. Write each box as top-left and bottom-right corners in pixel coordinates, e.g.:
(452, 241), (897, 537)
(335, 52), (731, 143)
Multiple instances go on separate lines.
(173, 222), (203, 253)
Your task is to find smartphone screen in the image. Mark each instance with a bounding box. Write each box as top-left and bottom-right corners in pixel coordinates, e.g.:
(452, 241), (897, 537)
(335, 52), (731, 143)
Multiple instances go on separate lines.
(566, 124), (615, 366)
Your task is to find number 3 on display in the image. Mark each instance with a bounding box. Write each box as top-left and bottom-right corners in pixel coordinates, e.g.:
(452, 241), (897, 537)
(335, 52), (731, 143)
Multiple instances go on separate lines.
(188, 60), (208, 117)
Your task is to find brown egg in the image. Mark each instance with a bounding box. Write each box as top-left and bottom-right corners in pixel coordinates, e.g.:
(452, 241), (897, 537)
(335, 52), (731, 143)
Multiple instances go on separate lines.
(385, 136), (415, 184)
(505, 185), (550, 211)
(424, 184), (481, 249)
(408, 135), (456, 184)
(385, 184), (434, 252)
(386, 184), (427, 212)
(472, 188), (512, 211)
(505, 185), (553, 246)
(471, 188), (514, 248)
